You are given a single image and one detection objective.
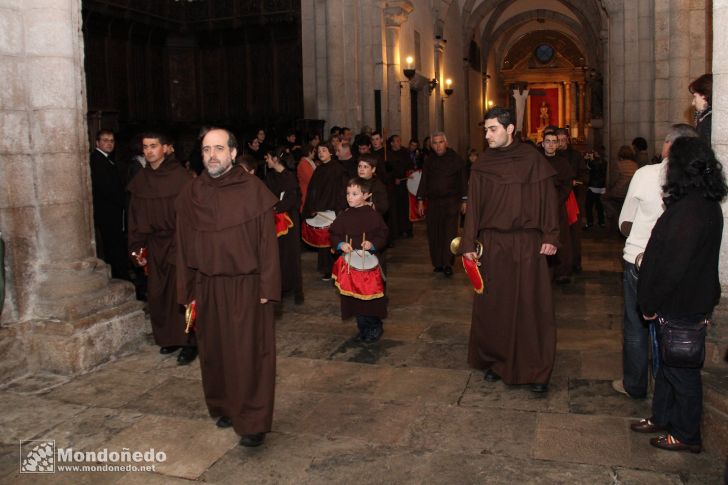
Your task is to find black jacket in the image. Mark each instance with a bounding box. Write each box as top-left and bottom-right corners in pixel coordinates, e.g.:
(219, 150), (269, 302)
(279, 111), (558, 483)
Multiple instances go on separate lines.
(696, 109), (712, 144)
(637, 191), (722, 317)
(89, 149), (125, 226)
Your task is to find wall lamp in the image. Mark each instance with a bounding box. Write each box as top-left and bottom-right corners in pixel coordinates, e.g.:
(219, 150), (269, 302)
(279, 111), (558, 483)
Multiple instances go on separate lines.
(400, 55), (416, 90)
(444, 78), (454, 97)
(403, 56), (415, 80)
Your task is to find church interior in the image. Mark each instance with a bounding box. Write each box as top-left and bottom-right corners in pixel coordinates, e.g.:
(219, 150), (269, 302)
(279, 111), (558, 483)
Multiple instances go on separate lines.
(1, 0), (727, 481)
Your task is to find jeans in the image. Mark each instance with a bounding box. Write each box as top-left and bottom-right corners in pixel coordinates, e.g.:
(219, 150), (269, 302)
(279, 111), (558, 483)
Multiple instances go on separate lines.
(622, 261), (649, 398)
(651, 362), (703, 445)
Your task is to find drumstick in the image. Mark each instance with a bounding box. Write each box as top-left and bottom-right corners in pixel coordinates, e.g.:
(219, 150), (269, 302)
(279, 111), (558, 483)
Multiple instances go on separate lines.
(362, 232), (366, 250)
(347, 237), (353, 274)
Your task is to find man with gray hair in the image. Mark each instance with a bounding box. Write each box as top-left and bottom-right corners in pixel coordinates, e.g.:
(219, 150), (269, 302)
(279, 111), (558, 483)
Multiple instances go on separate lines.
(613, 123), (699, 399)
(416, 131), (468, 276)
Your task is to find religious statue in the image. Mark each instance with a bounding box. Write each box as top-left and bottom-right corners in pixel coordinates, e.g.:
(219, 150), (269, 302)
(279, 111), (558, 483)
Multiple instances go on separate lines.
(539, 101), (550, 128)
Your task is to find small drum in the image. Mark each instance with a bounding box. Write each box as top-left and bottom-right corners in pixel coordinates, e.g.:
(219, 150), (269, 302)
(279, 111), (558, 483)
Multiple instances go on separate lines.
(406, 170), (422, 196)
(302, 210), (336, 248)
(332, 250), (385, 300)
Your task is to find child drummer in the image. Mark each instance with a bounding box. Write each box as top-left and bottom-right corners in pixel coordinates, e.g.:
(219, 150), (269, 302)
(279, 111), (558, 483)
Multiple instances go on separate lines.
(329, 177), (389, 342)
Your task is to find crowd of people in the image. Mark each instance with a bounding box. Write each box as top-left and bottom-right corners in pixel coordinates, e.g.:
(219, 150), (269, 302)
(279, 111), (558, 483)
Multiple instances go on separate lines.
(87, 73), (722, 453)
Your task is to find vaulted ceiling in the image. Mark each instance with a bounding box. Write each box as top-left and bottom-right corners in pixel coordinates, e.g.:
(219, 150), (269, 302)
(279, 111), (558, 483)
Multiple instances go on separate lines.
(434, 0), (606, 71)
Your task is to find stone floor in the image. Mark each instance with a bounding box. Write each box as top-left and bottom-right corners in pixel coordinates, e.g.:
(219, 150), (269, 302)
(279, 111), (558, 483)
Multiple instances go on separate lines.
(1, 224), (725, 484)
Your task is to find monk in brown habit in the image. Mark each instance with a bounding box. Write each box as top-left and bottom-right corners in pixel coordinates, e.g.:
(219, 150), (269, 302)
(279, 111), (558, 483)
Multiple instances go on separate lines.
(461, 107), (560, 393)
(416, 131), (468, 276)
(127, 132), (196, 364)
(176, 127), (280, 447)
(540, 131), (576, 283)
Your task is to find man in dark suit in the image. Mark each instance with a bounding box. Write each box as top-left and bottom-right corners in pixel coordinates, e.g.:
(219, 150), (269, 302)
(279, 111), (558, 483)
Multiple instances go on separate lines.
(89, 129), (128, 280)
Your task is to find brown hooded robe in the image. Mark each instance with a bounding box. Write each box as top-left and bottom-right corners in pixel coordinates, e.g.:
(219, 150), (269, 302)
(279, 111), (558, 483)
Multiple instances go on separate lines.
(541, 150), (576, 279)
(176, 166), (281, 436)
(461, 139), (560, 385)
(127, 158), (193, 347)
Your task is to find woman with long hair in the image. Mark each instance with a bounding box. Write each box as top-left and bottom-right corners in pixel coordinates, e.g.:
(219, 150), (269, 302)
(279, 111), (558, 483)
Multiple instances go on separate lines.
(631, 136), (727, 453)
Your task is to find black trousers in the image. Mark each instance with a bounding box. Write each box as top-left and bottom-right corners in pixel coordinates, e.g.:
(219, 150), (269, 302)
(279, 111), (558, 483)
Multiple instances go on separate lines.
(651, 363), (703, 445)
(425, 197), (459, 268)
(585, 190), (605, 225)
(317, 248), (334, 277)
(356, 315), (383, 334)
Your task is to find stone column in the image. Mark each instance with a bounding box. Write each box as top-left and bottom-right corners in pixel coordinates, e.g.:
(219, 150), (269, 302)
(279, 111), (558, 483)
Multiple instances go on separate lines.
(572, 81), (579, 137)
(325, 0), (347, 125)
(301, 0), (319, 119)
(512, 88), (529, 136)
(668, 0), (692, 124)
(564, 81), (572, 128)
(712, 1), (728, 321)
(708, 0), (728, 460)
(0, 0), (145, 380)
(461, 60), (471, 152)
(433, 38), (446, 131)
(604, 0), (625, 158)
(383, 1), (413, 137)
(578, 81), (586, 139)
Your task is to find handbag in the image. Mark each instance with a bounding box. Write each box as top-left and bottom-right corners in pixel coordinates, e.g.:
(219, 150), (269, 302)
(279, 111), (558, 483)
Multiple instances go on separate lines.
(657, 316), (708, 368)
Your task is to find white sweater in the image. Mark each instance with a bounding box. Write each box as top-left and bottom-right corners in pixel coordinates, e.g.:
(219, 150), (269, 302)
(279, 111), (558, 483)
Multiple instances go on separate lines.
(619, 160), (667, 264)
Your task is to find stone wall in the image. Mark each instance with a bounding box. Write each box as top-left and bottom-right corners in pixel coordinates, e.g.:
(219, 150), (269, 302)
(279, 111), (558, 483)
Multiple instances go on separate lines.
(301, 0), (473, 152)
(711, 0), (728, 365)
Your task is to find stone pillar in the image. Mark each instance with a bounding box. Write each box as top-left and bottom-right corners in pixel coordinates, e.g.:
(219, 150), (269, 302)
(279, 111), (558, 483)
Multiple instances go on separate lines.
(0, 0), (145, 381)
(668, 0), (692, 124)
(712, 0), (728, 341)
(461, 60), (471, 152)
(383, 1), (414, 137)
(570, 81), (578, 138)
(433, 38), (446, 131)
(604, 0), (625, 158)
(578, 81), (586, 139)
(325, 1), (348, 125)
(564, 81), (572, 128)
(585, 81), (593, 143)
(707, 1), (728, 460)
(300, 0), (318, 119)
(512, 88), (529, 136)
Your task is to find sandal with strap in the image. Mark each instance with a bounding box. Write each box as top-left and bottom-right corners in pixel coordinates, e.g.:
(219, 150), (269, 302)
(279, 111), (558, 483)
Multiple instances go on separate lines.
(649, 434), (701, 453)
